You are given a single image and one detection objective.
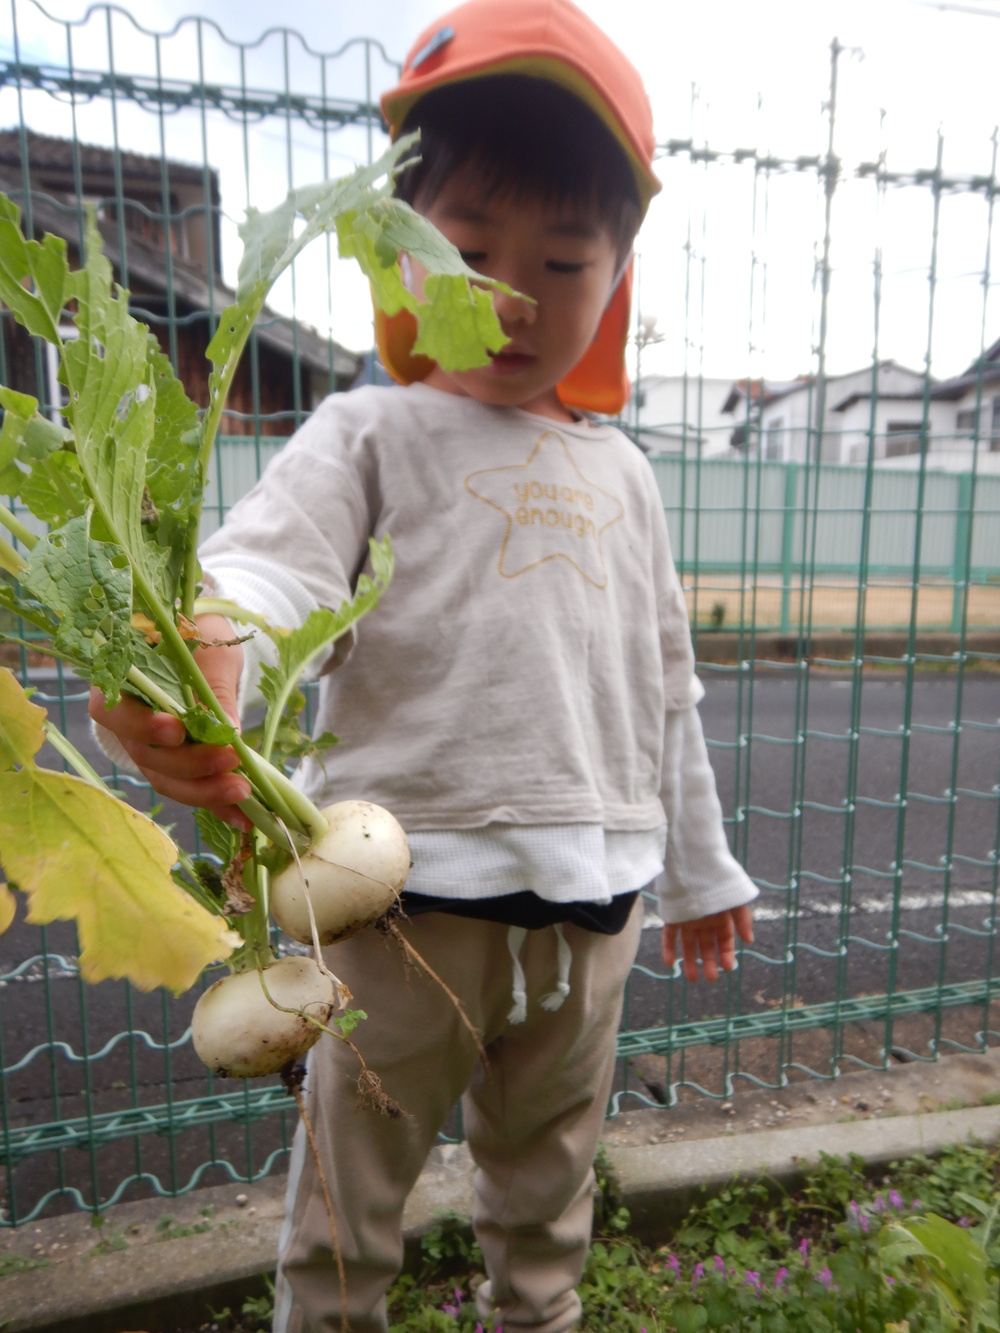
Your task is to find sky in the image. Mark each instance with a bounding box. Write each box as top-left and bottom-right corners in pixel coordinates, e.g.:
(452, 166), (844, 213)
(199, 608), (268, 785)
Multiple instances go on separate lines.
(3, 0), (999, 380)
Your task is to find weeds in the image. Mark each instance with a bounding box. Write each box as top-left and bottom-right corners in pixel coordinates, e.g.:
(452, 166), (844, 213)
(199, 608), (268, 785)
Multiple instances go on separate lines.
(182, 1142), (1000, 1332)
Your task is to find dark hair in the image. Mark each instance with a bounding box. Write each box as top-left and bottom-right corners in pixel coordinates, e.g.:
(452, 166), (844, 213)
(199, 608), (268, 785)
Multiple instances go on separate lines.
(393, 74), (641, 258)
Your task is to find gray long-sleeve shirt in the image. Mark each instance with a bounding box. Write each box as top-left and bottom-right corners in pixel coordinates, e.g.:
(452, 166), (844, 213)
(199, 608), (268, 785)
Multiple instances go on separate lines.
(199, 382), (756, 921)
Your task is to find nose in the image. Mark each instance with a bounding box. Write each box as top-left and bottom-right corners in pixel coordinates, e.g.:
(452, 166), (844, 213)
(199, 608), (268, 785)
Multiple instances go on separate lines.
(492, 281), (536, 329)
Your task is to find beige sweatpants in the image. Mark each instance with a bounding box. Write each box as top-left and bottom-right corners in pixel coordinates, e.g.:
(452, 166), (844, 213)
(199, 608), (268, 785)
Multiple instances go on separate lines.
(272, 903), (642, 1333)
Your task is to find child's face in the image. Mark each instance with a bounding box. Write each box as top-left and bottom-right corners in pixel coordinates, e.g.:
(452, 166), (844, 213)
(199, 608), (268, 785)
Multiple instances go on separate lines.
(410, 170), (622, 421)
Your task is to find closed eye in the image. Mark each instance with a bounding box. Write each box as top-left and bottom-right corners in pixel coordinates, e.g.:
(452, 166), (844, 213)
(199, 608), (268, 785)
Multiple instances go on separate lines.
(459, 250), (487, 266)
(546, 260), (586, 274)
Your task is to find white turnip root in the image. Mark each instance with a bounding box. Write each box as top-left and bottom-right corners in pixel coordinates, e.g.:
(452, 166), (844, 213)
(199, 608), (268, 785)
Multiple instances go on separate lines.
(191, 955), (336, 1078)
(269, 800), (410, 946)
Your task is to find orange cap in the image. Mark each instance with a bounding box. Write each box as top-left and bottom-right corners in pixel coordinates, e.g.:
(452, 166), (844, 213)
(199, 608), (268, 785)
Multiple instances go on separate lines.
(375, 0), (657, 415)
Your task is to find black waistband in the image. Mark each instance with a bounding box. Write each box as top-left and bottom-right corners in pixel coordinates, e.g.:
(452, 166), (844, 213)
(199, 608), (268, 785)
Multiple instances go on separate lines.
(399, 888), (640, 935)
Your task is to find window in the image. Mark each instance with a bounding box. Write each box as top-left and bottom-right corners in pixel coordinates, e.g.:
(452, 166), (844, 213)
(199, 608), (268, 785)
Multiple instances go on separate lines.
(764, 416), (784, 460)
(956, 408), (977, 432)
(44, 326), (77, 423)
(884, 420), (922, 457)
(992, 395), (1000, 451)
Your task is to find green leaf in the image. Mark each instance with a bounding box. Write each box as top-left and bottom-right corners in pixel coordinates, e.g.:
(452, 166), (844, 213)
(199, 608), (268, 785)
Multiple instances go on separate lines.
(412, 273), (509, 370)
(182, 707), (238, 747)
(140, 337), (202, 601)
(0, 389), (87, 527)
(17, 448), (88, 529)
(59, 210), (158, 590)
(194, 808), (239, 863)
(0, 668), (239, 990)
(257, 537), (393, 741)
(0, 385), (38, 471)
(335, 191), (515, 370)
(24, 511), (133, 702)
(0, 196), (70, 343)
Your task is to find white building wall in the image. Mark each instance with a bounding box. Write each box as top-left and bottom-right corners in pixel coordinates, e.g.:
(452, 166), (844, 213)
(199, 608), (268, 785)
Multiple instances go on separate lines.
(633, 376), (737, 455)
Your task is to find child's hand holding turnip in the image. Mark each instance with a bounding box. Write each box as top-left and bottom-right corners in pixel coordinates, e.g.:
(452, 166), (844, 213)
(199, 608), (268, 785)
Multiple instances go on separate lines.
(87, 613), (253, 830)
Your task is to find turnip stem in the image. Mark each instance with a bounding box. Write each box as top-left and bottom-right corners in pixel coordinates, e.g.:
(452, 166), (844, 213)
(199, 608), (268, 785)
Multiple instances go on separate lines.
(0, 501), (38, 551)
(126, 585), (325, 843)
(0, 532), (28, 578)
(41, 720), (109, 790)
(126, 665), (186, 715)
(125, 664), (326, 848)
(192, 597), (275, 636)
(234, 846), (274, 970)
(240, 796), (310, 856)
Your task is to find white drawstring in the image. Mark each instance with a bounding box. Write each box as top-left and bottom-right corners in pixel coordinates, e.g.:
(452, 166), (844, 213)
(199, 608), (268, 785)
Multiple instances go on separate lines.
(540, 925), (572, 1011)
(506, 926), (529, 1024)
(506, 924), (573, 1023)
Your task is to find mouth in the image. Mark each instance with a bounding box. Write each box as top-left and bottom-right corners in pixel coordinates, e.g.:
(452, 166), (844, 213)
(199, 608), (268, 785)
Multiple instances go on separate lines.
(488, 349), (535, 376)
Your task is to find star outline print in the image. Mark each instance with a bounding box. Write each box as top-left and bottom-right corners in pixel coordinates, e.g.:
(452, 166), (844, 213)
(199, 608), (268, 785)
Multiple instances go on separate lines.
(464, 431), (625, 588)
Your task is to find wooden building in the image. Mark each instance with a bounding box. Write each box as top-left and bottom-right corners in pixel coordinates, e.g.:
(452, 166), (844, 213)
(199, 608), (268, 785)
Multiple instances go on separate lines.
(0, 130), (363, 436)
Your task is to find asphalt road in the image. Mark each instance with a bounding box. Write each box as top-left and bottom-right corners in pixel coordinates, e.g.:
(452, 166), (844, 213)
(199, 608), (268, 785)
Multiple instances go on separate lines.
(1, 670), (998, 1218)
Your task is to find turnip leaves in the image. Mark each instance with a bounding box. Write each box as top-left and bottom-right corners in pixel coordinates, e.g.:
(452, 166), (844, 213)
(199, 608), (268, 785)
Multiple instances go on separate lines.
(0, 134), (515, 992)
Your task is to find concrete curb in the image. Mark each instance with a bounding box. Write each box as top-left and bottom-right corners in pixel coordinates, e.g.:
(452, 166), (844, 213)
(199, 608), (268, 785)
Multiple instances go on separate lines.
(2, 1103), (999, 1333)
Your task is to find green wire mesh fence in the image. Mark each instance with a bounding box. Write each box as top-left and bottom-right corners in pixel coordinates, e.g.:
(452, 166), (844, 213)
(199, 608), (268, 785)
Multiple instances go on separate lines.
(0, 1), (999, 1227)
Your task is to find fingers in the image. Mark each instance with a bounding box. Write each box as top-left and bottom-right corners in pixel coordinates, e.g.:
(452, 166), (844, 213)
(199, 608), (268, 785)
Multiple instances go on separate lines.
(732, 903), (755, 945)
(192, 614), (244, 729)
(88, 686), (186, 748)
(662, 909), (754, 983)
(684, 921), (719, 982)
(662, 923), (678, 969)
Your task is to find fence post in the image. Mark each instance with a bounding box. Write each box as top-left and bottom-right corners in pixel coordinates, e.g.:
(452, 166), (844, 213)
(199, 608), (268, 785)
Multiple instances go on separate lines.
(780, 461), (798, 634)
(951, 470), (973, 634)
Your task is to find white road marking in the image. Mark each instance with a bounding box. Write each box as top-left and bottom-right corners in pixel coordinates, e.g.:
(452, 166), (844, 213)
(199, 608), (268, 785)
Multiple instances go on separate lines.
(642, 887), (996, 930)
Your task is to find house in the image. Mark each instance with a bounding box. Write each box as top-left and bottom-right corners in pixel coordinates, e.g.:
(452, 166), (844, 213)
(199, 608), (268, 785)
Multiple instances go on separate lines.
(0, 130), (363, 435)
(725, 352), (1000, 472)
(627, 374), (739, 455)
(727, 363), (941, 465)
(923, 337), (1000, 470)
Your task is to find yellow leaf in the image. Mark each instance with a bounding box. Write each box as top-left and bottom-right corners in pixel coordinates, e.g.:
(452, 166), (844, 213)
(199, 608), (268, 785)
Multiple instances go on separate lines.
(0, 882), (15, 934)
(0, 668), (238, 991)
(0, 667), (47, 769)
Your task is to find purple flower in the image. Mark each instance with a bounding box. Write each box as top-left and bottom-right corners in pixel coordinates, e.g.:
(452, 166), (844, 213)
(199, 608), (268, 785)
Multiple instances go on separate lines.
(775, 1267), (789, 1289)
(874, 1194), (885, 1213)
(911, 1199), (922, 1211)
(745, 1270), (762, 1290)
(713, 1255), (726, 1272)
(816, 1266), (834, 1289)
(799, 1237), (810, 1266)
(888, 1190), (904, 1209)
(885, 1276), (896, 1287)
(959, 1217), (971, 1228)
(665, 1254), (681, 1273)
(441, 1289), (464, 1316)
(691, 1262), (705, 1289)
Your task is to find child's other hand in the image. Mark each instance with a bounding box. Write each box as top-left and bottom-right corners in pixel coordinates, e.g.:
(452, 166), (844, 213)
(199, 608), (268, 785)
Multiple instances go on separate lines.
(86, 614), (252, 829)
(662, 905), (754, 982)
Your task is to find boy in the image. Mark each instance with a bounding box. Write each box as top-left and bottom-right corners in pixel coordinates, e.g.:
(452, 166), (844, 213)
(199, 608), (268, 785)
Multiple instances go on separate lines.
(91, 2), (757, 1330)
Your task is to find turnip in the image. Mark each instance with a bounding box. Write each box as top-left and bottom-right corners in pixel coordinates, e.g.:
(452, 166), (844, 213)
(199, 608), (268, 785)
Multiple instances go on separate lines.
(191, 955), (337, 1078)
(270, 800), (411, 945)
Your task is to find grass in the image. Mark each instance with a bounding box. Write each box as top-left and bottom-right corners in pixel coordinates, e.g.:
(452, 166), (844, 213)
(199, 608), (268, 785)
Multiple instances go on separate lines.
(186, 1141), (1000, 1333)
